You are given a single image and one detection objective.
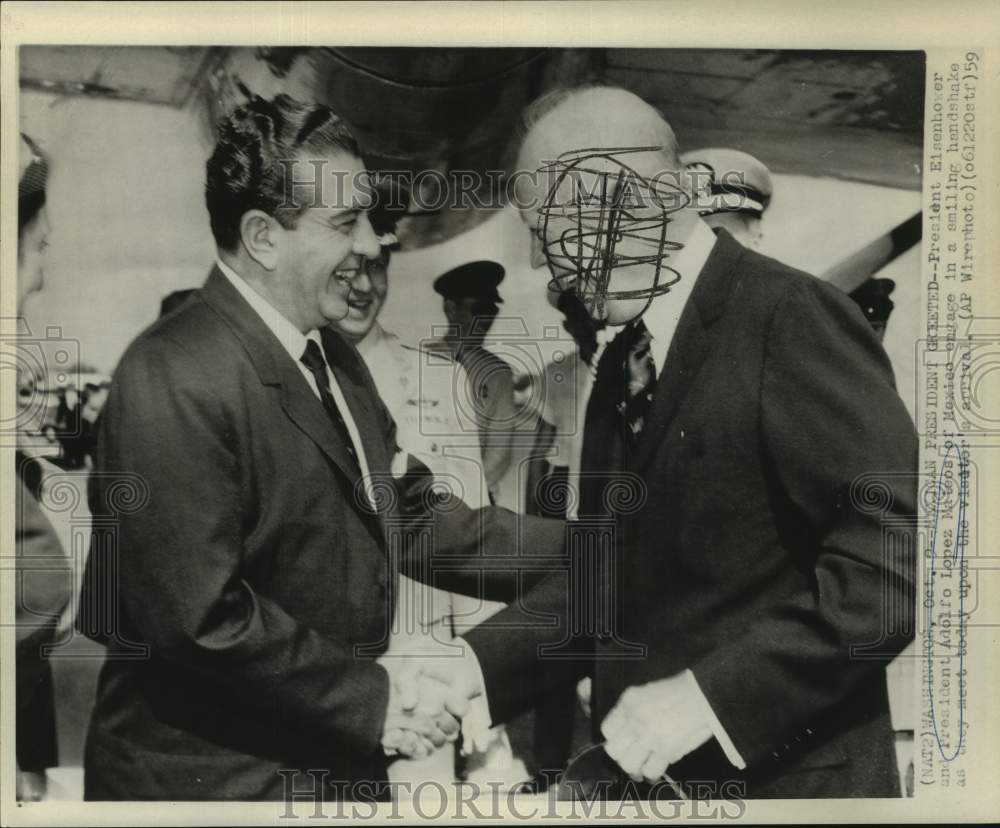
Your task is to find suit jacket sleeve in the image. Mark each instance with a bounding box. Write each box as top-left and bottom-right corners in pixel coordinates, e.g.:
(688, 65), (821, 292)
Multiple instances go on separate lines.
(86, 334), (389, 756)
(394, 458), (566, 602)
(690, 278), (918, 767)
(353, 352), (566, 604)
(15, 475), (71, 649)
(457, 564), (586, 724)
(15, 470), (70, 773)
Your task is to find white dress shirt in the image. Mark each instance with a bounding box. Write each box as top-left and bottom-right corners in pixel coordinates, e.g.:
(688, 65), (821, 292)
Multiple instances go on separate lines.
(461, 218), (747, 771)
(215, 258), (377, 507)
(639, 216), (715, 372)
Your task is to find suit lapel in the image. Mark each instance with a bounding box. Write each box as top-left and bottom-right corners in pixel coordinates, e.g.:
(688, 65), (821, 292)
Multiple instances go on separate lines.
(277, 359), (366, 491)
(198, 267), (365, 490)
(636, 230), (745, 474)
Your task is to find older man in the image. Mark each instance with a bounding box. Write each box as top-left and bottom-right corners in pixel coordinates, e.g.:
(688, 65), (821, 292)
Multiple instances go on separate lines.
(76, 94), (562, 801)
(417, 86), (917, 799)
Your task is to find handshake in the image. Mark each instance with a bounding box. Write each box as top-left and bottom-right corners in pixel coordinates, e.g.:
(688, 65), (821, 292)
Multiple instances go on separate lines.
(376, 638), (485, 759)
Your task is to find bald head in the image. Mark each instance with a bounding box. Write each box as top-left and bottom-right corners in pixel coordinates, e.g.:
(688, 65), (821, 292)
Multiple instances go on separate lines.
(514, 85), (700, 327)
(516, 86), (682, 176)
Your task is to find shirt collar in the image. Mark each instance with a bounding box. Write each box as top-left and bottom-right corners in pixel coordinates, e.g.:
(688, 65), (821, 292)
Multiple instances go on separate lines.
(215, 257), (319, 366)
(638, 218), (717, 373)
(356, 321), (387, 360)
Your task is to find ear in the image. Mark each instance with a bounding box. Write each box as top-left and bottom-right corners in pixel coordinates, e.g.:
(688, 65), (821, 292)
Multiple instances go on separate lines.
(443, 298), (457, 321)
(239, 209), (281, 271)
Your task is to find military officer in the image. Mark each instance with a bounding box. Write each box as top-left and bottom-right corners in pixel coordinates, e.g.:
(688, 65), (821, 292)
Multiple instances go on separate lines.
(681, 147), (773, 249)
(428, 261), (518, 506)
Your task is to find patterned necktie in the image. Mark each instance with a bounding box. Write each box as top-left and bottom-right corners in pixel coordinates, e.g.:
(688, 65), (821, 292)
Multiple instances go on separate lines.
(300, 339), (361, 473)
(620, 320), (656, 438)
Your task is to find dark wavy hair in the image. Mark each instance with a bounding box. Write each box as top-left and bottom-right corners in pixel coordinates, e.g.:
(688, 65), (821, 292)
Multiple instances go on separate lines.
(18, 190), (46, 236)
(19, 133), (48, 236)
(205, 94), (361, 251)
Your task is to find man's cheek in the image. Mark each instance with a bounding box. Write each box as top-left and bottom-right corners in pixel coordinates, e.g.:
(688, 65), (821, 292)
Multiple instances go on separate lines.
(320, 284), (352, 320)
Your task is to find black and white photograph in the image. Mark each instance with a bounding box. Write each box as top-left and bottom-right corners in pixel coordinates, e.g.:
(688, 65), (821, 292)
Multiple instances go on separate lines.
(2, 2), (998, 823)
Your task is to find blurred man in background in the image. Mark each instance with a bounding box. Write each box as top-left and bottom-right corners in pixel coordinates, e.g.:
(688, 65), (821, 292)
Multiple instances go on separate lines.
(683, 146), (903, 342)
(428, 262), (517, 506)
(15, 132), (73, 802)
(681, 147), (773, 250)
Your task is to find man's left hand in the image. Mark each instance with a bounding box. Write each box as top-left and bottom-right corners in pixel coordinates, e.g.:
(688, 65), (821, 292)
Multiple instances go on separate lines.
(601, 673), (713, 783)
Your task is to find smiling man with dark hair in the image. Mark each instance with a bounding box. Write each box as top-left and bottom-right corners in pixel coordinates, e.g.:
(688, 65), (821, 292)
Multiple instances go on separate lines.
(78, 93), (406, 801)
(77, 94), (564, 802)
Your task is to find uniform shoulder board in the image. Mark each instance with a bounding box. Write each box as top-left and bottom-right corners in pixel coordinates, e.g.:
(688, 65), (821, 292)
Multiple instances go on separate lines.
(408, 339), (454, 359)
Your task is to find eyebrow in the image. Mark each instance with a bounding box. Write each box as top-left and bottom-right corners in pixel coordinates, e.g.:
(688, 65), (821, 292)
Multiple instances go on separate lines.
(333, 190), (374, 216)
(325, 207), (360, 227)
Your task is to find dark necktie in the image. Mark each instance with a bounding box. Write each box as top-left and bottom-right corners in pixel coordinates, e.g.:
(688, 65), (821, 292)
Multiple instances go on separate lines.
(300, 339), (360, 472)
(619, 320), (656, 438)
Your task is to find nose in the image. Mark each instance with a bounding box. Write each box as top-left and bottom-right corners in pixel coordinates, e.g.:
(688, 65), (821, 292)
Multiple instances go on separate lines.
(352, 212), (382, 259)
(530, 234), (547, 269)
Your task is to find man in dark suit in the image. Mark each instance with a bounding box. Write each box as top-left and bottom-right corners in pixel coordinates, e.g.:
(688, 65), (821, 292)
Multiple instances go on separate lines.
(76, 94), (563, 801)
(416, 86), (917, 799)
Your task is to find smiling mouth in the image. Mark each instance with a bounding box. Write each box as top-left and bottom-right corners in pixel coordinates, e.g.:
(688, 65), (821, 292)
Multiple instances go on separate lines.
(346, 296), (373, 313)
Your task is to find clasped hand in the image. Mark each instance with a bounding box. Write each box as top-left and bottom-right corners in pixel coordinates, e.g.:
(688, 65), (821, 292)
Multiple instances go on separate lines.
(600, 673), (713, 783)
(377, 640), (483, 759)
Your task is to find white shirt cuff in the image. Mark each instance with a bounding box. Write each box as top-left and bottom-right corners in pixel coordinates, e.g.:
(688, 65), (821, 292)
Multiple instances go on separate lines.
(684, 669), (747, 770)
(454, 637), (493, 749)
(390, 449), (410, 479)
(456, 637), (489, 709)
